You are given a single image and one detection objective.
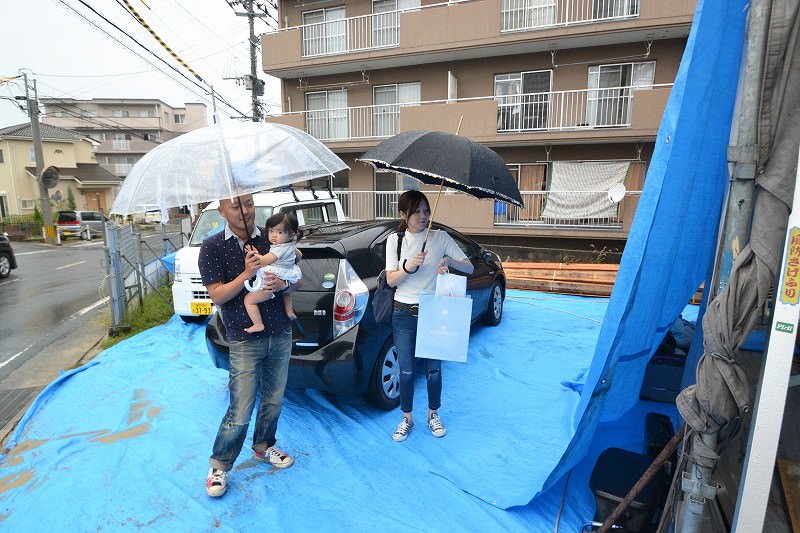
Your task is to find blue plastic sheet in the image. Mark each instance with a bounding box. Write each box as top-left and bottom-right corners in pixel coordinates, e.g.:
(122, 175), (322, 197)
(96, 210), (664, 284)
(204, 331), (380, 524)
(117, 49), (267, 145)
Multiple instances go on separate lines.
(540, 0), (749, 496)
(1, 291), (614, 530)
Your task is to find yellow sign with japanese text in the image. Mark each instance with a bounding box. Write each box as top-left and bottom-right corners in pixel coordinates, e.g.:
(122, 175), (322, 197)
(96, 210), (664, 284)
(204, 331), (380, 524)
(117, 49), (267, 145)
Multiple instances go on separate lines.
(780, 227), (800, 305)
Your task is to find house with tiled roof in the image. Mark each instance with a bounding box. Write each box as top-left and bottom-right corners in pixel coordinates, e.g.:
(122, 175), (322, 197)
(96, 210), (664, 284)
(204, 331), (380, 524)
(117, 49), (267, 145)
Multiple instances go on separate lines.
(0, 123), (122, 217)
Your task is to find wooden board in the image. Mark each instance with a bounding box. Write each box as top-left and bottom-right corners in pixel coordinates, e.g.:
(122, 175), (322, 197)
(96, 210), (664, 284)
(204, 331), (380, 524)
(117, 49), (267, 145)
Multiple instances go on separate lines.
(778, 459), (800, 533)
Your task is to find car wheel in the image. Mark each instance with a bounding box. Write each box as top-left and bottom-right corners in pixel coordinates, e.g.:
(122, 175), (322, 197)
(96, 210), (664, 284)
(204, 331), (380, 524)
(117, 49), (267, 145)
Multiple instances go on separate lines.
(80, 228), (90, 240)
(180, 315), (207, 324)
(481, 280), (504, 326)
(0, 253), (10, 279)
(364, 336), (401, 410)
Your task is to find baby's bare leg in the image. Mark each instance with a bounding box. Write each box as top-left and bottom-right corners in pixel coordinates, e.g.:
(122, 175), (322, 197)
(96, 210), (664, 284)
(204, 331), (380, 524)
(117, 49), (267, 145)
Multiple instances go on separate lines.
(244, 290), (274, 333)
(282, 292), (296, 320)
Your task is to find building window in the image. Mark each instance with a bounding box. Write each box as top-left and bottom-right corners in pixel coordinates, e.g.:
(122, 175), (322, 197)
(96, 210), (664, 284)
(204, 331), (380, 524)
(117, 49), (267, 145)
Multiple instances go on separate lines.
(373, 82), (420, 137)
(112, 133), (132, 151)
(587, 61), (655, 127)
(0, 148), (3, 163)
(139, 109), (156, 118)
(51, 109), (67, 118)
(593, 0), (640, 19)
(81, 109), (97, 118)
(174, 114), (186, 124)
(305, 89), (348, 141)
(501, 0), (556, 31)
(0, 195), (8, 217)
(495, 70), (552, 132)
(29, 147), (36, 162)
(112, 110), (130, 118)
(20, 199), (36, 210)
(302, 6), (346, 56)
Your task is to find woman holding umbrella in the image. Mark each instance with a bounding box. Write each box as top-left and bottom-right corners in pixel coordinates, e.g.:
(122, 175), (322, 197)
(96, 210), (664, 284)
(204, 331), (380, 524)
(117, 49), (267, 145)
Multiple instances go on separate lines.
(386, 190), (474, 442)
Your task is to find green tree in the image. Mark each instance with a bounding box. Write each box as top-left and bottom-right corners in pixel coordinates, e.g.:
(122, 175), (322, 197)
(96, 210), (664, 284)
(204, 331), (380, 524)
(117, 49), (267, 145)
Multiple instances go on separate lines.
(67, 188), (77, 210)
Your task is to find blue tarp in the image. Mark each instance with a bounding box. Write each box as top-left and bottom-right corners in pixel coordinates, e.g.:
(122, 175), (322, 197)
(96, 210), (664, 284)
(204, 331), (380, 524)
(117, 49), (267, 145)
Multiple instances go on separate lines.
(540, 0), (749, 495)
(0, 291), (683, 531)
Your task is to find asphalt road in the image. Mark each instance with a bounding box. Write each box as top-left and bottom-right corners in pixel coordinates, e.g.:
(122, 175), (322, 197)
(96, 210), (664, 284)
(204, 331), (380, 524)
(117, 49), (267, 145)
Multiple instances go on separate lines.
(0, 227), (182, 383)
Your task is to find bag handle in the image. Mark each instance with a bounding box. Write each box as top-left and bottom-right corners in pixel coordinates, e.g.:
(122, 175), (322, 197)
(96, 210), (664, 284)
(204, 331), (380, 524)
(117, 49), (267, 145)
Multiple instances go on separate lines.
(438, 268), (458, 300)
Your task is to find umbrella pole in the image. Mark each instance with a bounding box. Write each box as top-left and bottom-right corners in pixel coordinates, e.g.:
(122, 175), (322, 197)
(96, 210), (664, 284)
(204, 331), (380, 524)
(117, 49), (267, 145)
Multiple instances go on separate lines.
(422, 180), (445, 249)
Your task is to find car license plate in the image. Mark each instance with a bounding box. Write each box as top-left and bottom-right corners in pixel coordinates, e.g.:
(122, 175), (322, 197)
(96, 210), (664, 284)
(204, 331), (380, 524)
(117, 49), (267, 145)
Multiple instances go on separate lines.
(191, 302), (212, 315)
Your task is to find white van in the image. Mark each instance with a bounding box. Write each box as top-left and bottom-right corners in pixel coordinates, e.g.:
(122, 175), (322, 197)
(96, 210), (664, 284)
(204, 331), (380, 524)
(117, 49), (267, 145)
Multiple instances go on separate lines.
(172, 190), (346, 322)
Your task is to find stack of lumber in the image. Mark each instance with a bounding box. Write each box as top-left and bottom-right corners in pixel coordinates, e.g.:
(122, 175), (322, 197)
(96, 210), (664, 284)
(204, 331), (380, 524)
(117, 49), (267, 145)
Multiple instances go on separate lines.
(504, 262), (618, 297)
(504, 262), (704, 303)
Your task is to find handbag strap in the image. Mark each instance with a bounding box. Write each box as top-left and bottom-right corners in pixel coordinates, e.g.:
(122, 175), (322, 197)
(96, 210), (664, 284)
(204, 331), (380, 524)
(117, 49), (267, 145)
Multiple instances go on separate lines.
(396, 231), (404, 264)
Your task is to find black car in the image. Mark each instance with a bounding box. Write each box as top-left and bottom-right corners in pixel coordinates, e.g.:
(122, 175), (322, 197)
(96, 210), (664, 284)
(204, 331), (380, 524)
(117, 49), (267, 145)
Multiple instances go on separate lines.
(205, 220), (506, 410)
(0, 232), (18, 279)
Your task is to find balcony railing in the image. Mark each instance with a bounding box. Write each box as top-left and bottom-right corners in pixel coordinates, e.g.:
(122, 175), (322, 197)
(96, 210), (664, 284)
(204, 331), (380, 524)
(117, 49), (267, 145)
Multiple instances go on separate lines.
(303, 102), (415, 142)
(299, 1), (465, 58)
(270, 85), (666, 142)
(114, 164), (133, 175)
(336, 190), (640, 229)
(291, 0), (639, 58)
(497, 86), (637, 132)
(501, 0), (640, 32)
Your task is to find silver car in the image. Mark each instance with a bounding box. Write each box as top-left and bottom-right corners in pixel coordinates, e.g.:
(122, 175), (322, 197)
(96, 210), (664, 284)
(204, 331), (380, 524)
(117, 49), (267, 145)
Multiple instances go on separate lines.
(56, 210), (108, 240)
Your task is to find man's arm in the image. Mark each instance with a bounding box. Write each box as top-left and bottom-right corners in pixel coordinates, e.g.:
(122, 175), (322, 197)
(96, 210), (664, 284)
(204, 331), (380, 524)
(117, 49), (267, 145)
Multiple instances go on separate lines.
(206, 248), (262, 305)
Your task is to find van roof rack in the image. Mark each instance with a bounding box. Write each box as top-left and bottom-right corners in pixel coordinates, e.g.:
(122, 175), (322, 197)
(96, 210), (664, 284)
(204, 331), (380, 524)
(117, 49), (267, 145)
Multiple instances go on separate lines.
(279, 184), (336, 202)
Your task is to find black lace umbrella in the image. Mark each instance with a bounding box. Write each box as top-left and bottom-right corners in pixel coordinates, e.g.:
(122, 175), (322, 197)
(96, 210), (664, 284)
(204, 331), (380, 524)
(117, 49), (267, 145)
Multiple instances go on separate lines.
(359, 130), (523, 271)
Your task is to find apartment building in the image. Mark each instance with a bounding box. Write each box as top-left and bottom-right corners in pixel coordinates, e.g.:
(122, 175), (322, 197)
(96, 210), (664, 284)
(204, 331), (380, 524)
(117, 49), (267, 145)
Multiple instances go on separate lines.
(261, 0), (695, 257)
(41, 98), (207, 179)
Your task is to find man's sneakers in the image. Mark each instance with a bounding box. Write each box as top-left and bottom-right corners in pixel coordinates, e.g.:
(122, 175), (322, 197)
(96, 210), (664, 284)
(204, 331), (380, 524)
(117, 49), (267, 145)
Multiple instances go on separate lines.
(428, 412), (447, 438)
(392, 417), (414, 442)
(206, 468), (227, 497)
(253, 446), (295, 469)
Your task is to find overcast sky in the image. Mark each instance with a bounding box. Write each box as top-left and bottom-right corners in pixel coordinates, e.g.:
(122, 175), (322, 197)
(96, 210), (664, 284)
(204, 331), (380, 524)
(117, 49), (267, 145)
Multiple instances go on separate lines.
(0, 0), (281, 130)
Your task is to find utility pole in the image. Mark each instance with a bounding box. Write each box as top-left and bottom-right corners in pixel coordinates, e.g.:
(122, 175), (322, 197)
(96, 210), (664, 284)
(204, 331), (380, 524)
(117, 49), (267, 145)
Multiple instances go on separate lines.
(20, 71), (57, 245)
(247, 0), (261, 122)
(228, 0), (267, 122)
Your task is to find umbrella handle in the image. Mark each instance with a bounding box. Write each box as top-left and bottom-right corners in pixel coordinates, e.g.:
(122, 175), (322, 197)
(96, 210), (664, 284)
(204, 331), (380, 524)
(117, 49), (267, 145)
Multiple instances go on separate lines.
(401, 240), (426, 274)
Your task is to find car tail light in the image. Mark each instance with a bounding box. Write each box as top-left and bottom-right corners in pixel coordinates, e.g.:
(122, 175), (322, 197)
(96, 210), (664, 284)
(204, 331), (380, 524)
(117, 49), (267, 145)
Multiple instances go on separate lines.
(61, 221), (79, 225)
(333, 291), (355, 321)
(332, 259), (368, 338)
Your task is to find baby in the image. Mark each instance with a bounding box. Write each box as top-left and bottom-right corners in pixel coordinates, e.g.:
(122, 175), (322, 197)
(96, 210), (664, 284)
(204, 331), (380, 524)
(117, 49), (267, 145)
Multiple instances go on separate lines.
(243, 212), (302, 332)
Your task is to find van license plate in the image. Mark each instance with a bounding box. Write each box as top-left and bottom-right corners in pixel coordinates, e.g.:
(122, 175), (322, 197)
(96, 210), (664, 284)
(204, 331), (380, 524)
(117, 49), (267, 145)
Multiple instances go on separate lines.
(191, 302), (212, 315)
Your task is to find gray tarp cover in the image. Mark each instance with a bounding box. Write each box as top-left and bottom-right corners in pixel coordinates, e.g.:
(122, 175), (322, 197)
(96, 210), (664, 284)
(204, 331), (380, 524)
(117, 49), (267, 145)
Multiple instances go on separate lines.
(677, 0), (800, 449)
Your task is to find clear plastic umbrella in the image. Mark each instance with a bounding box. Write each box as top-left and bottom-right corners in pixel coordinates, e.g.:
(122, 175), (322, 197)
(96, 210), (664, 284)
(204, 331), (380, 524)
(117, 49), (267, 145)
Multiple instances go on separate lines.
(110, 120), (348, 221)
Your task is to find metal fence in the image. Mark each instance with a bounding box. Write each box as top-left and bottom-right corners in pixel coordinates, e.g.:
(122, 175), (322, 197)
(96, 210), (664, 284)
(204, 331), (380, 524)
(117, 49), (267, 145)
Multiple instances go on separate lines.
(104, 220), (186, 335)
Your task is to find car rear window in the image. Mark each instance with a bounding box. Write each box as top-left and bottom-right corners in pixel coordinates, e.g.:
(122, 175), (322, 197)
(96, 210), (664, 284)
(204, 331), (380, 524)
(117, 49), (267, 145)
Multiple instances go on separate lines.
(296, 256), (340, 292)
(57, 212), (77, 223)
(189, 206), (275, 246)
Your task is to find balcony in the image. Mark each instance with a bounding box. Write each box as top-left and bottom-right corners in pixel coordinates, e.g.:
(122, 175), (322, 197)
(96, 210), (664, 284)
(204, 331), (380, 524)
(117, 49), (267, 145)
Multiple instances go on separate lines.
(500, 0), (640, 32)
(265, 85), (671, 146)
(263, 0), (693, 78)
(336, 189), (641, 233)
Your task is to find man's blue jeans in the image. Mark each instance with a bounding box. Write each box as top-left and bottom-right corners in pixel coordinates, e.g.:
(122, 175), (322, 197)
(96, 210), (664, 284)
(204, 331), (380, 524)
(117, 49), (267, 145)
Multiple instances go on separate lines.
(209, 328), (292, 472)
(392, 308), (442, 414)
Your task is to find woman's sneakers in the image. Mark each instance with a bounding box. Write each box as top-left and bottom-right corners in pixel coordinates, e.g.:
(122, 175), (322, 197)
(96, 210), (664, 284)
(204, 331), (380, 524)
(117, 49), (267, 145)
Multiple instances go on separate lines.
(428, 412), (447, 438)
(393, 413), (446, 441)
(206, 468), (227, 497)
(392, 418), (414, 442)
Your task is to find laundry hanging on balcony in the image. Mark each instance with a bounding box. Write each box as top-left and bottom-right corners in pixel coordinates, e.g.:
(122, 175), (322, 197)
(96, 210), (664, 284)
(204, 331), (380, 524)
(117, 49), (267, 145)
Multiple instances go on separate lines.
(540, 160), (630, 220)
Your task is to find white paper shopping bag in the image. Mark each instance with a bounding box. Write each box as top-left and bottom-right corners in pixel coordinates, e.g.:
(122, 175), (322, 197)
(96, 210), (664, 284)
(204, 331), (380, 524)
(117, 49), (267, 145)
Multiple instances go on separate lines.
(415, 291), (472, 363)
(435, 272), (467, 298)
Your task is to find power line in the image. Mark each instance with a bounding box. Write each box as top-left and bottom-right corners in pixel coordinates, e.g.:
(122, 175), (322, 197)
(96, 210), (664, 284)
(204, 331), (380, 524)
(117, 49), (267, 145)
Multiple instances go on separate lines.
(118, 0), (205, 83)
(61, 0), (249, 118)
